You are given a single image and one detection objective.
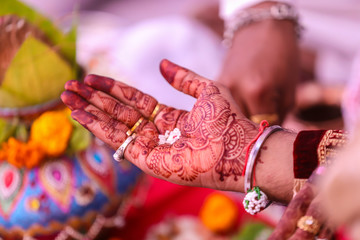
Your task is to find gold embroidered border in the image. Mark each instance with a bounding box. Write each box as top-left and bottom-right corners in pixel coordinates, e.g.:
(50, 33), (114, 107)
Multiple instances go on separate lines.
(317, 130), (347, 165)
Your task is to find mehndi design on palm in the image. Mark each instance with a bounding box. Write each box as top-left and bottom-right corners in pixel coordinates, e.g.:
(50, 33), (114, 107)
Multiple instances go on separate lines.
(61, 59), (258, 192)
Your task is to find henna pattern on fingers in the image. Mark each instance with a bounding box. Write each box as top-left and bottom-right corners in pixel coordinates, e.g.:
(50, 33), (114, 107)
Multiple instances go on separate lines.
(61, 91), (89, 110)
(71, 110), (96, 130)
(88, 109), (127, 144)
(137, 122), (159, 141)
(84, 74), (115, 93)
(119, 86), (157, 115)
(180, 79), (207, 99)
(76, 65), (258, 186)
(99, 96), (140, 126)
(160, 59), (187, 84)
(65, 80), (94, 100)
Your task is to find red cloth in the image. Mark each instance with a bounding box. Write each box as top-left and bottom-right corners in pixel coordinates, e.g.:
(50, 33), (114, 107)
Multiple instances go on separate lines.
(293, 130), (326, 179)
(112, 176), (272, 239)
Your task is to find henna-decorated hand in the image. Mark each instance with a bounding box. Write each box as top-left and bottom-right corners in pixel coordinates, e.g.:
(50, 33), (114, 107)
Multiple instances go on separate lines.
(61, 59), (261, 192)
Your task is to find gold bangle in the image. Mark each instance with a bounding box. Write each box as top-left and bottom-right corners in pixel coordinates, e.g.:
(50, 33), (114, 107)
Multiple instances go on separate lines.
(130, 117), (144, 133)
(149, 103), (160, 122)
(250, 113), (279, 125)
(297, 216), (320, 235)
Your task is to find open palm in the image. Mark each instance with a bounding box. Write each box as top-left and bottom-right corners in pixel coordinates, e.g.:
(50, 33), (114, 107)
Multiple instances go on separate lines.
(61, 60), (258, 192)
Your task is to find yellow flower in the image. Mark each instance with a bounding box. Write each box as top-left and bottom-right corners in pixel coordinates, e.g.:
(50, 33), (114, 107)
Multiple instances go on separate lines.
(30, 110), (72, 157)
(200, 192), (238, 233)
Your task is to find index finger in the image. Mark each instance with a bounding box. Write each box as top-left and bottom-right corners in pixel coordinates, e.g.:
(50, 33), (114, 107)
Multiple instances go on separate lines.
(84, 74), (163, 119)
(84, 75), (188, 134)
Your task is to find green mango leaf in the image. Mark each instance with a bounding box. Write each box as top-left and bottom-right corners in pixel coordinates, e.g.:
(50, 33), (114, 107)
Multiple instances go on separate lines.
(0, 88), (28, 107)
(0, 118), (18, 144)
(0, 36), (74, 107)
(0, 0), (77, 65)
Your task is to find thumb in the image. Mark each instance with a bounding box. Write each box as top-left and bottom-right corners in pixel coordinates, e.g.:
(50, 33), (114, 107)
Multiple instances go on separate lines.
(160, 59), (212, 98)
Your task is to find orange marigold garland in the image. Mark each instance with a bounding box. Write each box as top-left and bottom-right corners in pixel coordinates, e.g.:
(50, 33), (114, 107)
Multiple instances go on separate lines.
(0, 109), (73, 168)
(0, 137), (44, 168)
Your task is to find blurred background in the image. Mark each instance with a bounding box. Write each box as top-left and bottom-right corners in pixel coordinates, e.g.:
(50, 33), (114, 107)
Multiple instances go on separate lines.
(21, 0), (360, 132)
(9, 0), (359, 239)
(22, 0), (224, 112)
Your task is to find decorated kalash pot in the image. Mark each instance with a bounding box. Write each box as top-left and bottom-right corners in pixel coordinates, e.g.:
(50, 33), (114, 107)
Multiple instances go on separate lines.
(0, 1), (142, 239)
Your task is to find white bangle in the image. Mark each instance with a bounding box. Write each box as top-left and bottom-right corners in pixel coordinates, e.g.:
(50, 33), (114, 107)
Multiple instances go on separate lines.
(244, 125), (283, 192)
(243, 125), (283, 215)
(223, 3), (301, 48)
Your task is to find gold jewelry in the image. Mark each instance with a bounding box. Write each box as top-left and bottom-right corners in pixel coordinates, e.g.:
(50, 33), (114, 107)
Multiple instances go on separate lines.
(149, 103), (160, 122)
(250, 113), (279, 125)
(130, 117), (144, 133)
(126, 130), (132, 136)
(113, 133), (136, 162)
(297, 216), (321, 235)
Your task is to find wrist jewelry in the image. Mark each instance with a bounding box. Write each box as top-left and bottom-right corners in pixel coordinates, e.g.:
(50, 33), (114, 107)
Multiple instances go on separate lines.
(223, 3), (301, 48)
(113, 133), (136, 162)
(243, 123), (283, 215)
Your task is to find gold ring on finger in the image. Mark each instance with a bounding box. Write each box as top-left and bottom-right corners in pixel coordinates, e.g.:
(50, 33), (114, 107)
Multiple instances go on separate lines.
(130, 117), (144, 133)
(149, 103), (160, 122)
(297, 216), (321, 235)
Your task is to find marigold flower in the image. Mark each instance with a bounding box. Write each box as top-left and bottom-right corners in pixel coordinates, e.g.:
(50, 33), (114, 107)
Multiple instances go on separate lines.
(200, 192), (238, 233)
(30, 110), (72, 157)
(2, 137), (44, 168)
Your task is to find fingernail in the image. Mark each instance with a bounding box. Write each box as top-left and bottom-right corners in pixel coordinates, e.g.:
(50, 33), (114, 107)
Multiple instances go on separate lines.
(65, 80), (94, 100)
(160, 59), (182, 84)
(84, 74), (114, 93)
(71, 109), (96, 127)
(61, 91), (89, 110)
(64, 80), (78, 90)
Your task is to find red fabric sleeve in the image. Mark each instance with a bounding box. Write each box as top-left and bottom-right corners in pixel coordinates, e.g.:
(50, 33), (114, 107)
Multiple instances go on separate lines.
(293, 130), (327, 179)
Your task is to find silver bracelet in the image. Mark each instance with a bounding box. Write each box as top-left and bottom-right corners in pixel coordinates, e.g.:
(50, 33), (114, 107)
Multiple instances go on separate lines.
(243, 125), (283, 215)
(223, 3), (301, 48)
(244, 125), (283, 192)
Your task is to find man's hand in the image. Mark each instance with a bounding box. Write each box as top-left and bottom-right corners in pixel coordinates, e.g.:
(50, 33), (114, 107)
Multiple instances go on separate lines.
(219, 3), (300, 124)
